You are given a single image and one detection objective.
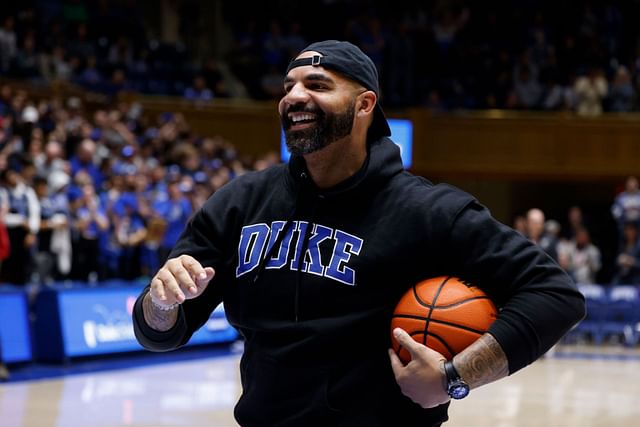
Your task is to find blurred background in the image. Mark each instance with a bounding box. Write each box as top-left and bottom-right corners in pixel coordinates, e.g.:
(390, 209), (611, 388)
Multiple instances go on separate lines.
(1, 1), (640, 426)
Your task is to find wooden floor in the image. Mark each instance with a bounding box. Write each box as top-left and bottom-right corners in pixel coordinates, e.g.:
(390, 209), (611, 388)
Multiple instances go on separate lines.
(1, 344), (639, 427)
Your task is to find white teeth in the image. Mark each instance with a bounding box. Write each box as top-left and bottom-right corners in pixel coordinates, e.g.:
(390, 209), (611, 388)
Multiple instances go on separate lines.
(289, 113), (315, 123)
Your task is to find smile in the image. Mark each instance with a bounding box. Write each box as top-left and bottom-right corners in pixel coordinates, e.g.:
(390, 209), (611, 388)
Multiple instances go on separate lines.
(289, 112), (317, 124)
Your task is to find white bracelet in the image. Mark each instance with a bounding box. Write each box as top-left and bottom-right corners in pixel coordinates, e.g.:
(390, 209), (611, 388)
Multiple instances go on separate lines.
(150, 298), (180, 311)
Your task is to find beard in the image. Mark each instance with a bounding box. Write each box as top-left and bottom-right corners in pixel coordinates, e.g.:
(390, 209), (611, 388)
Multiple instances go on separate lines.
(282, 100), (355, 156)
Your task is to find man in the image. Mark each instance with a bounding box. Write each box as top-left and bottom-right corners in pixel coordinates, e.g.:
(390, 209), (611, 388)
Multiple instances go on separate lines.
(525, 208), (559, 262)
(558, 226), (601, 284)
(611, 176), (640, 234)
(0, 161), (40, 285)
(133, 40), (585, 426)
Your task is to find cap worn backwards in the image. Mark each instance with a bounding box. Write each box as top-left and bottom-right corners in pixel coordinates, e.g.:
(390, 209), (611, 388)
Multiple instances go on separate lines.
(286, 40), (391, 139)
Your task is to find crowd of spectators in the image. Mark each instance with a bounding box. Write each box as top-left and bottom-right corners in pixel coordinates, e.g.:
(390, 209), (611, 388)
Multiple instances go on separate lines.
(0, 81), (637, 287)
(222, 0), (640, 112)
(1, 1), (640, 112)
(0, 84), (278, 286)
(512, 178), (640, 287)
(0, 1), (639, 287)
(0, 1), (213, 99)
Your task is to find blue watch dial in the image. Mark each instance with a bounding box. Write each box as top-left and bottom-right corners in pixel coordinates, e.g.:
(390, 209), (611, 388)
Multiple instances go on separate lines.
(449, 382), (470, 399)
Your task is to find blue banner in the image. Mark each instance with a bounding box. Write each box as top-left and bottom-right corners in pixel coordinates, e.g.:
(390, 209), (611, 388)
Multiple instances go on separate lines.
(0, 287), (32, 363)
(35, 284), (237, 361)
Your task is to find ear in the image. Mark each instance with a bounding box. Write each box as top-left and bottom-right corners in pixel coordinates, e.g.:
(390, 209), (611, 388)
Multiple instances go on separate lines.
(356, 91), (377, 117)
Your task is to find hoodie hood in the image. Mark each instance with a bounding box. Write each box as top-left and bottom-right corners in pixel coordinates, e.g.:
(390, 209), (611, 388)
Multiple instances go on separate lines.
(286, 137), (405, 197)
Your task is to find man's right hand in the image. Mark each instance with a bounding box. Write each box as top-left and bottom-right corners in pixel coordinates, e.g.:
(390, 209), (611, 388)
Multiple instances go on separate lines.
(149, 255), (215, 308)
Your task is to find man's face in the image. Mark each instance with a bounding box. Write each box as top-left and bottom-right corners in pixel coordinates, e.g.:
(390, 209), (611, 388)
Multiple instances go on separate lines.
(279, 52), (360, 156)
(526, 211), (545, 238)
(281, 98), (355, 156)
(575, 229), (589, 247)
(5, 170), (19, 186)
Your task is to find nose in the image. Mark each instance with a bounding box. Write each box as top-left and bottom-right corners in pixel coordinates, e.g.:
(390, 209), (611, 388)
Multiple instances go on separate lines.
(281, 82), (310, 108)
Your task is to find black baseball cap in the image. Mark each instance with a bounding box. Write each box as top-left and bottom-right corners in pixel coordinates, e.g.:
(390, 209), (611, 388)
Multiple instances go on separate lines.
(286, 40), (391, 140)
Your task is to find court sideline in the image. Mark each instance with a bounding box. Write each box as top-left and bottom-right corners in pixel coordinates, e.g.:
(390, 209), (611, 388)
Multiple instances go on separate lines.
(1, 344), (639, 427)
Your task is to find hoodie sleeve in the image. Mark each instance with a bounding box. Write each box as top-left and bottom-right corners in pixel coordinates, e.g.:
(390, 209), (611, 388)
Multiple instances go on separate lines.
(432, 185), (586, 374)
(133, 181), (240, 352)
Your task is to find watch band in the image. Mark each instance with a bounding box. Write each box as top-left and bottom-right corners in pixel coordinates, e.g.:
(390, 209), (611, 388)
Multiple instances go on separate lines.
(444, 360), (470, 399)
(444, 360), (461, 381)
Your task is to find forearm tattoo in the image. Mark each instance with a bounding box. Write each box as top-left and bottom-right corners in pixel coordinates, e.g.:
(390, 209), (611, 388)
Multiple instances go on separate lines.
(142, 292), (179, 332)
(453, 333), (509, 389)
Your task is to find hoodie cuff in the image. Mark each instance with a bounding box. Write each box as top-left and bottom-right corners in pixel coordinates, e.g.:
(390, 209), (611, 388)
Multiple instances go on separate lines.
(133, 290), (189, 351)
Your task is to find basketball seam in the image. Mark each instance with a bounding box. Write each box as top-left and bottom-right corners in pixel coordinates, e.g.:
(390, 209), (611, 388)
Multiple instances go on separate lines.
(413, 295), (493, 310)
(410, 330), (455, 359)
(392, 314), (489, 335)
(433, 296), (494, 309)
(413, 276), (451, 347)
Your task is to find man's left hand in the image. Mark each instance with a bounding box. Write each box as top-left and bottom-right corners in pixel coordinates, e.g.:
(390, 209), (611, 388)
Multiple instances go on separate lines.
(388, 327), (451, 408)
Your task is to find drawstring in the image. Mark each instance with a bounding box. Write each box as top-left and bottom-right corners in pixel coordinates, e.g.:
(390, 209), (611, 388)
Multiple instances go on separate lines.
(252, 172), (310, 284)
(251, 171), (319, 323)
(294, 219), (314, 322)
(252, 218), (294, 284)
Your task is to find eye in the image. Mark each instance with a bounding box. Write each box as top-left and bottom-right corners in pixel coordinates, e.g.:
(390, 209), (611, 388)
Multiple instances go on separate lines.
(308, 83), (327, 91)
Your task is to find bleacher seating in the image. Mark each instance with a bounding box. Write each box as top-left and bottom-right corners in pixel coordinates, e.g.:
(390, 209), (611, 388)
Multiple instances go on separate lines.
(600, 285), (640, 346)
(564, 283), (640, 346)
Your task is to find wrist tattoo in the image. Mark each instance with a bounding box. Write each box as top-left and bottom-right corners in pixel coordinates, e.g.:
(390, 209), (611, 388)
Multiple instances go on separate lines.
(453, 333), (509, 389)
(142, 292), (179, 332)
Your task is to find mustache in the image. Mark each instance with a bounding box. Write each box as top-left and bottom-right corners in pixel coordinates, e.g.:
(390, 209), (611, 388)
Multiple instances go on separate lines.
(284, 104), (322, 115)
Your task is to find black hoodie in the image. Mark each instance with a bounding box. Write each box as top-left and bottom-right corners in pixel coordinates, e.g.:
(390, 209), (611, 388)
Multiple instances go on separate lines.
(133, 137), (585, 427)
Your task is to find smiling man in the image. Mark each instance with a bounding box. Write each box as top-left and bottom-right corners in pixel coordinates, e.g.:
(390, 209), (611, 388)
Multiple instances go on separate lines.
(279, 43), (384, 189)
(132, 40), (585, 426)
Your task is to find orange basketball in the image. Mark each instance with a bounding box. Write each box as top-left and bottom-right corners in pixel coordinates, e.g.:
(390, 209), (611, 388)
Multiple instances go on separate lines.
(391, 276), (498, 364)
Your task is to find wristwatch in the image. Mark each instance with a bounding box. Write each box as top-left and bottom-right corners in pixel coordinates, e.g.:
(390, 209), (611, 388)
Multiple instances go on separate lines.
(443, 360), (470, 399)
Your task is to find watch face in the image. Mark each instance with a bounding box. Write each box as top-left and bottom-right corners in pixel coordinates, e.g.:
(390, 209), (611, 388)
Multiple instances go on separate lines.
(449, 382), (470, 399)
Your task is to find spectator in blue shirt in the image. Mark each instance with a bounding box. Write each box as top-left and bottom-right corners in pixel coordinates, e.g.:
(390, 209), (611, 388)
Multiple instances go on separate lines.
(112, 192), (147, 280)
(71, 182), (109, 281)
(152, 175), (193, 265)
(69, 138), (104, 189)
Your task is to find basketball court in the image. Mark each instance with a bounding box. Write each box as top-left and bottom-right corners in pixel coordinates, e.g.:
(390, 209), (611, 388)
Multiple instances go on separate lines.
(1, 343), (638, 427)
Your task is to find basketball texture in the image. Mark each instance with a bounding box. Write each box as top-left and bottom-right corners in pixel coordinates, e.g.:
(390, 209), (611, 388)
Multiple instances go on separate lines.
(391, 276), (498, 364)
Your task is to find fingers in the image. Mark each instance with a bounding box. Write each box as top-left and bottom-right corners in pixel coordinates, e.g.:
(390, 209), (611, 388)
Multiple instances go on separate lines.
(169, 260), (198, 295)
(156, 268), (186, 303)
(180, 256), (215, 294)
(393, 328), (422, 360)
(150, 276), (167, 301)
(389, 331), (451, 409)
(388, 348), (404, 377)
(149, 273), (182, 307)
(197, 267), (216, 286)
(150, 255), (215, 305)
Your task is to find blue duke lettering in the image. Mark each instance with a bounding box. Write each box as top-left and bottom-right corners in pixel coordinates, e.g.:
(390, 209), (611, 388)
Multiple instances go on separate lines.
(236, 221), (363, 286)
